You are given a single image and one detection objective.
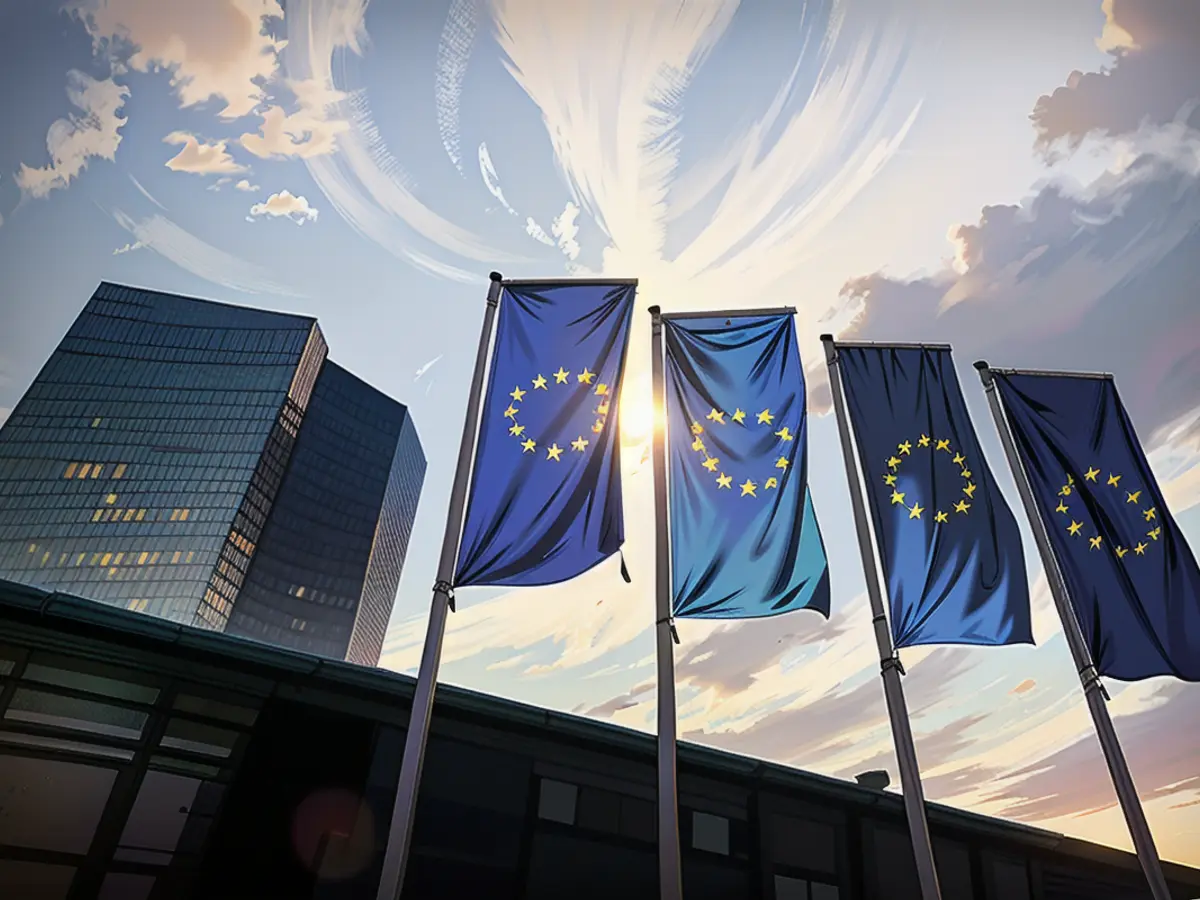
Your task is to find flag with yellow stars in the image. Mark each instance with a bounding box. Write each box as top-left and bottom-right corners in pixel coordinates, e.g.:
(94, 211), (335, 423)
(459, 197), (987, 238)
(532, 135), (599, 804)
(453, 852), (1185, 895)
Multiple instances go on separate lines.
(455, 280), (636, 587)
(992, 370), (1200, 681)
(835, 344), (1031, 648)
(663, 312), (829, 619)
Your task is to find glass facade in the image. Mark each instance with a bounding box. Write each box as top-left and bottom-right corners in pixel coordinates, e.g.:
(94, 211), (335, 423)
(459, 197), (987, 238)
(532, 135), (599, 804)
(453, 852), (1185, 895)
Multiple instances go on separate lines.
(0, 283), (424, 664)
(226, 363), (426, 663)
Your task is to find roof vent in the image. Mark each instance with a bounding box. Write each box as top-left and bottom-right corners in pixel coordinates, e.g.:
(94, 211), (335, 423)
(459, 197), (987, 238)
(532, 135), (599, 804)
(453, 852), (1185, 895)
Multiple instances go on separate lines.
(855, 770), (891, 791)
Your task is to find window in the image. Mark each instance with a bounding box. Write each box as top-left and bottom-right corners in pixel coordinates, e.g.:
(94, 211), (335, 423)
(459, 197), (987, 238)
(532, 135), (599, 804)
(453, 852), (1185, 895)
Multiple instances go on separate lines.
(537, 778), (578, 825)
(5, 689), (149, 739)
(0, 860), (77, 900)
(692, 811), (730, 855)
(160, 718), (240, 758)
(64, 463), (78, 478)
(91, 417), (103, 427)
(0, 755), (118, 854)
(113, 463), (127, 479)
(774, 875), (840, 900)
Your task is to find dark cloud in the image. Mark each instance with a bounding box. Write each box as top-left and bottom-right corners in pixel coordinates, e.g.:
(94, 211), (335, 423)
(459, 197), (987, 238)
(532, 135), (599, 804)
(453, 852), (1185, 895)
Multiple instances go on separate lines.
(984, 681), (1200, 821)
(921, 763), (1006, 802)
(835, 152), (1200, 444)
(1032, 0), (1200, 151)
(578, 679), (653, 718)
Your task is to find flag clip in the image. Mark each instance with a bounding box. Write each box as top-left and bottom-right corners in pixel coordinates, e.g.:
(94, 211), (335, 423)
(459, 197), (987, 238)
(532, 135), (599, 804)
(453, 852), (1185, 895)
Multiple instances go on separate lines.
(1080, 665), (1110, 701)
(619, 551), (631, 584)
(881, 655), (906, 677)
(657, 616), (680, 644)
(435, 580), (456, 613)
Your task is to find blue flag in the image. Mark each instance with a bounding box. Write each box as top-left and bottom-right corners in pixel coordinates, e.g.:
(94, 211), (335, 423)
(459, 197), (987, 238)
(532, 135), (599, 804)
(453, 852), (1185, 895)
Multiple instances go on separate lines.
(835, 344), (1031, 647)
(992, 371), (1200, 681)
(664, 313), (829, 619)
(455, 281), (635, 587)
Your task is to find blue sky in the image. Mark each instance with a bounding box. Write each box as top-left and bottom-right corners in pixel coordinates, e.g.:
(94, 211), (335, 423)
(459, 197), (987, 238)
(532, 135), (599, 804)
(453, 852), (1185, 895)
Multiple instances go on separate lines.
(2, 0), (1199, 865)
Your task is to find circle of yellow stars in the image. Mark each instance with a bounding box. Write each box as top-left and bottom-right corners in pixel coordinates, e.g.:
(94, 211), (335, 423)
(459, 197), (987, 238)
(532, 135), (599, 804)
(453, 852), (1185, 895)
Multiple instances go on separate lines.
(687, 406), (794, 497)
(501, 367), (610, 462)
(882, 434), (976, 523)
(1054, 467), (1160, 559)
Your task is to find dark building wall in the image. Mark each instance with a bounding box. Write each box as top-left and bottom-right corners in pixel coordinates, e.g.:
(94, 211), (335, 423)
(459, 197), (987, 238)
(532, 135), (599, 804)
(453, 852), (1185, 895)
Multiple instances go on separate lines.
(226, 362), (423, 664)
(0, 283), (317, 625)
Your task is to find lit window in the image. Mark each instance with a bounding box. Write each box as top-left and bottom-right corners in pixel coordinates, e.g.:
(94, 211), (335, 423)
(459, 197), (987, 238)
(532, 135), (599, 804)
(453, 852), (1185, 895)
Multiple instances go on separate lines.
(92, 510), (103, 523)
(75, 553), (86, 567)
(179, 509), (190, 522)
(58, 553), (68, 566)
(113, 464), (127, 479)
(123, 509), (135, 522)
(113, 553), (124, 565)
(40, 552), (51, 568)
(295, 586), (306, 598)
(91, 465), (103, 479)
(78, 464), (92, 479)
(135, 509), (146, 521)
(28, 543), (37, 553)
(185, 551), (195, 564)
(149, 552), (160, 565)
(105, 494), (117, 505)
(171, 551), (181, 565)
(100, 553), (112, 567)
(91, 417), (102, 428)
(90, 553), (101, 566)
(169, 510), (179, 522)
(63, 463), (78, 479)
(137, 552), (149, 566)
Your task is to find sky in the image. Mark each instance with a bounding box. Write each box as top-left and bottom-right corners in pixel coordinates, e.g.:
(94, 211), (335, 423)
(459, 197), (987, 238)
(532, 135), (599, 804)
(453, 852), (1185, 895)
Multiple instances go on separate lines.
(1, 0), (1199, 868)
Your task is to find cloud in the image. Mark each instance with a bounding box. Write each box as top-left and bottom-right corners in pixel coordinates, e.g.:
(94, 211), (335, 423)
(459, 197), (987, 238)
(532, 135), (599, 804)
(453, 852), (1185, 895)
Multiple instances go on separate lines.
(16, 71), (129, 198)
(163, 132), (247, 174)
(831, 146), (1200, 463)
(235, 178), (260, 192)
(249, 189), (319, 224)
(551, 202), (581, 261)
(112, 241), (144, 255)
(113, 208), (302, 296)
(478, 142), (518, 215)
(128, 172), (166, 210)
(239, 79), (350, 159)
(414, 355), (442, 380)
(1032, 0), (1200, 151)
(67, 0), (285, 119)
(436, 0), (483, 173)
(1011, 678), (1037, 695)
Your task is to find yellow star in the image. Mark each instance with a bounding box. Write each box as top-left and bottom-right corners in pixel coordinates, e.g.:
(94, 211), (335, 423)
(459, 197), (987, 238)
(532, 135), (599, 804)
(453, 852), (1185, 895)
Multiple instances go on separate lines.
(702, 457), (720, 473)
(757, 409), (774, 425)
(1134, 542), (1147, 556)
(597, 402), (610, 415)
(707, 409), (725, 424)
(890, 491), (906, 506)
(522, 439), (536, 453)
(1067, 474), (1075, 485)
(503, 405), (518, 419)
(1084, 467), (1100, 482)
(954, 500), (971, 514)
(509, 424), (525, 437)
(511, 386), (527, 402)
(595, 383), (609, 396)
(952, 453), (966, 466)
(775, 426), (794, 441)
(546, 443), (564, 461)
(1143, 508), (1157, 521)
(691, 437), (706, 453)
(765, 477), (779, 489)
(963, 483), (977, 499)
(1107, 473), (1121, 487)
(553, 367), (570, 384)
(887, 456), (902, 469)
(571, 436), (589, 452)
(909, 503), (924, 520)
(1067, 520), (1083, 536)
(1115, 546), (1128, 559)
(935, 510), (948, 524)
(918, 435), (931, 447)
(591, 419), (605, 434)
(899, 441), (912, 455)
(1126, 490), (1142, 504)
(936, 439), (951, 452)
(740, 479), (757, 497)
(775, 456), (789, 470)
(716, 473), (733, 490)
(691, 422), (704, 435)
(884, 473), (898, 486)
(1089, 535), (1103, 551)
(1147, 527), (1161, 541)
(731, 409), (746, 424)
(1055, 500), (1069, 514)
(577, 368), (595, 384)
(960, 469), (972, 480)
(1058, 484), (1073, 497)
(532, 374), (548, 390)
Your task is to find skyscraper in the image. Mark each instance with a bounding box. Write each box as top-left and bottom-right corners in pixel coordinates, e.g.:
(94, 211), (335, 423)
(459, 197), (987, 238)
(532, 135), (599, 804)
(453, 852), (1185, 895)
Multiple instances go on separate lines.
(0, 282), (425, 665)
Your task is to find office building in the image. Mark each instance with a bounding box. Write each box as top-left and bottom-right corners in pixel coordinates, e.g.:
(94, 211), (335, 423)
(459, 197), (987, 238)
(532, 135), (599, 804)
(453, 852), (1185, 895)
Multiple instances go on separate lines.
(1, 579), (1198, 900)
(0, 282), (424, 665)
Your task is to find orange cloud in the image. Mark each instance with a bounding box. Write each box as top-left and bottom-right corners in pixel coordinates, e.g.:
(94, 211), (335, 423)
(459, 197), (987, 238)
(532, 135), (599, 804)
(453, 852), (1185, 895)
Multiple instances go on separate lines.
(1011, 678), (1036, 695)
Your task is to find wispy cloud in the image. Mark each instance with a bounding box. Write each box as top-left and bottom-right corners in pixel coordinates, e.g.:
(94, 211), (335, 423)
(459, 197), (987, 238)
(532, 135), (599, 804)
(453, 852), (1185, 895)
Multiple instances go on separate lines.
(112, 208), (302, 297)
(436, 0), (483, 173)
(127, 172), (165, 210)
(112, 240), (143, 255)
(414, 355), (442, 380)
(478, 142), (518, 214)
(16, 71), (129, 198)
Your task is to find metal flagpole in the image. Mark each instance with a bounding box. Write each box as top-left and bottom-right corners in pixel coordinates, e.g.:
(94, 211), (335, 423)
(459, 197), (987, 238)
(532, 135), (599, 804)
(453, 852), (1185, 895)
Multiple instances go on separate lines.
(974, 361), (1173, 900)
(821, 336), (943, 900)
(649, 305), (684, 900)
(375, 272), (505, 900)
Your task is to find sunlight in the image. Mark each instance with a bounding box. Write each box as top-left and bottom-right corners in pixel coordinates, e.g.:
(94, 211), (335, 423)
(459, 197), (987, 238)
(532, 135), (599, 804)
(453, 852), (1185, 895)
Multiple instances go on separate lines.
(620, 390), (654, 443)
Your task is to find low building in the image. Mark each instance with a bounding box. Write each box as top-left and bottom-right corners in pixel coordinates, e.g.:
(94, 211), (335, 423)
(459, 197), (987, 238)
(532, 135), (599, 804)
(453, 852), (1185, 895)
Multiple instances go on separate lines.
(0, 578), (1197, 900)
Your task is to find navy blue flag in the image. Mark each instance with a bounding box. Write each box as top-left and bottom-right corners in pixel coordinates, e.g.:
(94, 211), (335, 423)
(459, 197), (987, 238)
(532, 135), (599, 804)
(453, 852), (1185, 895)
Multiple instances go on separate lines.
(836, 344), (1032, 647)
(455, 281), (635, 587)
(992, 371), (1200, 681)
(664, 313), (830, 619)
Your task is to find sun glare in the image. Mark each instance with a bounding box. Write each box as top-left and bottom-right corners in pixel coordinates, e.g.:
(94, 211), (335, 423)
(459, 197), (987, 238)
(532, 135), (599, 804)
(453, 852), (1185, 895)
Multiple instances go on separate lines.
(620, 392), (654, 443)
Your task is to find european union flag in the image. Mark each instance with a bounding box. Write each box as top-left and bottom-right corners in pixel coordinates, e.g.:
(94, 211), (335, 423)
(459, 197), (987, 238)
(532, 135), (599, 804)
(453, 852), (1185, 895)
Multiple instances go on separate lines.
(455, 281), (636, 587)
(664, 312), (830, 619)
(835, 344), (1031, 647)
(992, 371), (1200, 681)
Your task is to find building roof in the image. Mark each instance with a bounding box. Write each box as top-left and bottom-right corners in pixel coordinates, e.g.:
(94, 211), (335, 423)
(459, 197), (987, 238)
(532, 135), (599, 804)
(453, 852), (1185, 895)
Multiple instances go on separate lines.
(2, 577), (1198, 887)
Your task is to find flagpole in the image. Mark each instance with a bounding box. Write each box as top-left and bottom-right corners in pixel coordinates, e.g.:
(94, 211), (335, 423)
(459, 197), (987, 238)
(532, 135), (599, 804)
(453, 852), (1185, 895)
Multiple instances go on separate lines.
(375, 271), (505, 900)
(821, 335), (943, 900)
(649, 305), (684, 900)
(974, 361), (1173, 900)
